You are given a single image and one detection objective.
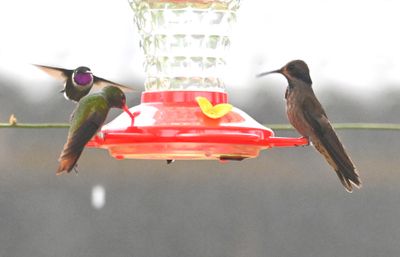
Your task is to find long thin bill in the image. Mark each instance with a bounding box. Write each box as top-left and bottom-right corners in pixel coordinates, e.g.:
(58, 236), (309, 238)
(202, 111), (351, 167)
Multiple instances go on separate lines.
(256, 69), (281, 78)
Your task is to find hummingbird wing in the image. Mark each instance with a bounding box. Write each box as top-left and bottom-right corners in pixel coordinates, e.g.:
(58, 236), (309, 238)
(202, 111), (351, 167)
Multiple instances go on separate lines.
(57, 111), (105, 175)
(302, 97), (361, 192)
(33, 64), (72, 81)
(93, 75), (135, 92)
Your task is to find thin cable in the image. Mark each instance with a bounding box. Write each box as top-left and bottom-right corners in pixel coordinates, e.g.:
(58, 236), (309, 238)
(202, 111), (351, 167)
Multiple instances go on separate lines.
(1, 122), (400, 130)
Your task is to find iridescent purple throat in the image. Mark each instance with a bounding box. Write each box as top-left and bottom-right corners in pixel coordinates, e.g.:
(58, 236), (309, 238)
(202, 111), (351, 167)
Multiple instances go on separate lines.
(74, 72), (93, 86)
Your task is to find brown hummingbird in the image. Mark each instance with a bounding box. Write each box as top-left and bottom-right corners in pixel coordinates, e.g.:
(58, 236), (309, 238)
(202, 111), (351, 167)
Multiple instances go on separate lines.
(257, 60), (361, 192)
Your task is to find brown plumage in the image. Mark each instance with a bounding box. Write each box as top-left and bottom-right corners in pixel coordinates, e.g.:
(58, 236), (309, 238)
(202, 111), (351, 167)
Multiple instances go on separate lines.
(257, 60), (361, 192)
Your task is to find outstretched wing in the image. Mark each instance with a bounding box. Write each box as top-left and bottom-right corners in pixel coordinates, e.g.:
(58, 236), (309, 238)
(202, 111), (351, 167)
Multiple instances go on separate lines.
(33, 64), (72, 81)
(93, 75), (135, 92)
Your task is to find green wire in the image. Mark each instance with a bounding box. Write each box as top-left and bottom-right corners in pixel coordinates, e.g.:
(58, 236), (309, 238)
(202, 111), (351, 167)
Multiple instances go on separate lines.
(0, 123), (70, 129)
(1, 122), (400, 131)
(266, 123), (400, 131)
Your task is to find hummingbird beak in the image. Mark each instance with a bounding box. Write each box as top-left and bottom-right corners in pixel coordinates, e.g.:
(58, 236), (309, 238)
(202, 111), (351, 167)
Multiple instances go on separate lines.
(256, 69), (283, 78)
(122, 104), (131, 115)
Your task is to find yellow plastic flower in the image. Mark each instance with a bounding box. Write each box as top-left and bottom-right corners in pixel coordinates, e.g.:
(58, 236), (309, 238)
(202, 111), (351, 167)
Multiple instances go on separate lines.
(196, 96), (233, 119)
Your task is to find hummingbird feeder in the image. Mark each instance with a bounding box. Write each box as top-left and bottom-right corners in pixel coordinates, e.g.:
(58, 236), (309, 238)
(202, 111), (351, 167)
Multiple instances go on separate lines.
(87, 0), (308, 160)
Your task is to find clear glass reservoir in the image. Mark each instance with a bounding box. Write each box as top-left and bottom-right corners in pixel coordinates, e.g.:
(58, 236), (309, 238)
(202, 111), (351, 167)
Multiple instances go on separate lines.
(128, 0), (241, 91)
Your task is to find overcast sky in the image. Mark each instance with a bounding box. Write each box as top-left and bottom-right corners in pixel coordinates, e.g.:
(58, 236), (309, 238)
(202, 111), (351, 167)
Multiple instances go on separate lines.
(0, 0), (399, 100)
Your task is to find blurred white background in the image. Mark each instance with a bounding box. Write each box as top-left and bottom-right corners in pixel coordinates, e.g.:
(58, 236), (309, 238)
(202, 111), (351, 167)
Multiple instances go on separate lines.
(0, 0), (399, 100)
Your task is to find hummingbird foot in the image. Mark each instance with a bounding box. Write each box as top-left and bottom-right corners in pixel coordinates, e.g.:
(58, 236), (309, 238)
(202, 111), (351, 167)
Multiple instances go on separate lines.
(295, 136), (310, 147)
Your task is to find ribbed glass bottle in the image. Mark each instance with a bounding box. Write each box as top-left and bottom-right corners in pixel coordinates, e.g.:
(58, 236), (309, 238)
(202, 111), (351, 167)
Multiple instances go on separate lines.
(128, 0), (241, 91)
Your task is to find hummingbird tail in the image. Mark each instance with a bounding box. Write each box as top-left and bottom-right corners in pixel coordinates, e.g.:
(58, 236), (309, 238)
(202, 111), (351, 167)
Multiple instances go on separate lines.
(334, 167), (362, 193)
(56, 150), (83, 175)
(312, 135), (362, 192)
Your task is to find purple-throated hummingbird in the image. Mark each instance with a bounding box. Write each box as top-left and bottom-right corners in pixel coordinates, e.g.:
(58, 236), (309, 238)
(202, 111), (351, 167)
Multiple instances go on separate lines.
(34, 65), (133, 102)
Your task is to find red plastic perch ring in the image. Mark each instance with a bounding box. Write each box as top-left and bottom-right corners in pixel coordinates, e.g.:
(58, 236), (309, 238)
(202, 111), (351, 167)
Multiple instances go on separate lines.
(87, 91), (308, 160)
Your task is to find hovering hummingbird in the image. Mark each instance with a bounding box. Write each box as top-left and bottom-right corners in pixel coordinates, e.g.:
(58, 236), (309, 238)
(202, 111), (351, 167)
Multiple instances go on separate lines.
(34, 64), (133, 102)
(257, 60), (361, 192)
(57, 86), (132, 175)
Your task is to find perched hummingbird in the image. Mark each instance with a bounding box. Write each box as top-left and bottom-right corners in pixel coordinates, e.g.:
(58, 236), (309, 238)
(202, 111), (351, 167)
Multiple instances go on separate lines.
(257, 60), (361, 192)
(34, 65), (133, 102)
(57, 86), (131, 175)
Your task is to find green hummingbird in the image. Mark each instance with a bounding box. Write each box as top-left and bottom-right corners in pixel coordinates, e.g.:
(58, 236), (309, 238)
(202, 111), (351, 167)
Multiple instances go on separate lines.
(34, 64), (133, 102)
(57, 86), (131, 175)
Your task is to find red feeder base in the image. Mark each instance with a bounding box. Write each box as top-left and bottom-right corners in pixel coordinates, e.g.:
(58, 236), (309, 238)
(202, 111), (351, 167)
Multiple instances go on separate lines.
(87, 91), (308, 160)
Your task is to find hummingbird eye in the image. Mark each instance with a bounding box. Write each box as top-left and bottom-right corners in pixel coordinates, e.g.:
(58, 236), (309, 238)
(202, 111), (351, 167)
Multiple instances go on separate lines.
(285, 61), (312, 84)
(287, 64), (295, 71)
(118, 92), (126, 107)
